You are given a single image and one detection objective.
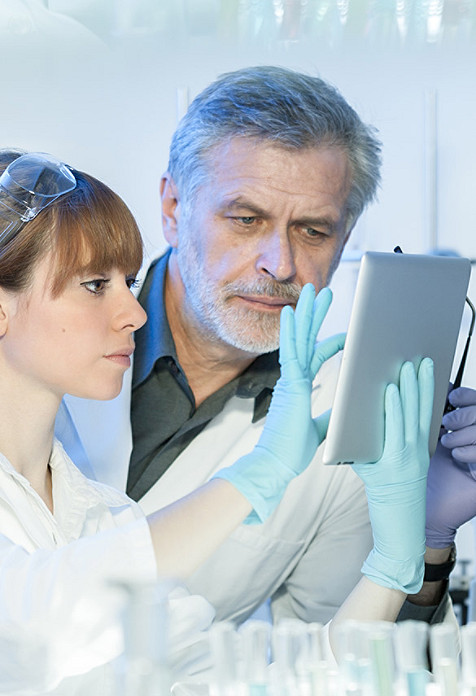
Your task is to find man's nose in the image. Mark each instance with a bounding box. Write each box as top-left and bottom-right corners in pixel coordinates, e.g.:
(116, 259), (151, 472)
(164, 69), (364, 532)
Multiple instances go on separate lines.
(256, 229), (296, 282)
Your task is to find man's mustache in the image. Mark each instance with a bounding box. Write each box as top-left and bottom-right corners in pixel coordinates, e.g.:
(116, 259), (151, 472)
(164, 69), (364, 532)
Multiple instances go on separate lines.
(224, 280), (302, 303)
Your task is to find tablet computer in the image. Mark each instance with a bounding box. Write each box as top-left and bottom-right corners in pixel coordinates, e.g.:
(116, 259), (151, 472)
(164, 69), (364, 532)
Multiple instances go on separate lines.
(322, 251), (471, 466)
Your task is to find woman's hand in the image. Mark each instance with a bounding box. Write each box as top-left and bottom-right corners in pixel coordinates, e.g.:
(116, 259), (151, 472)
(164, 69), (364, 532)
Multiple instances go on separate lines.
(213, 283), (345, 523)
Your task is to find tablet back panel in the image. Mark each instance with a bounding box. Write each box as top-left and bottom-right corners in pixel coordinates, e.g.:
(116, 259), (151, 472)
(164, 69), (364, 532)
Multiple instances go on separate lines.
(322, 252), (471, 465)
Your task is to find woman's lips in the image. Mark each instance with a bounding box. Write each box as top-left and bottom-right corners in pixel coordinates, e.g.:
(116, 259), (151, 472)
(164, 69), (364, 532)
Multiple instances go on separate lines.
(104, 347), (134, 367)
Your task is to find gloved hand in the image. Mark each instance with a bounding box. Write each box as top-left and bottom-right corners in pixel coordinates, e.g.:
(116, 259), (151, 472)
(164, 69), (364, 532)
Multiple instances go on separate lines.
(425, 386), (476, 548)
(442, 387), (476, 464)
(213, 283), (345, 523)
(352, 359), (434, 594)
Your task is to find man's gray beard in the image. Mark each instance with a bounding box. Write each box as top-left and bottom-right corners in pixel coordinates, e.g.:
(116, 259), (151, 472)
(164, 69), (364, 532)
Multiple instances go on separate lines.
(182, 279), (284, 354)
(212, 301), (282, 353)
(176, 243), (301, 354)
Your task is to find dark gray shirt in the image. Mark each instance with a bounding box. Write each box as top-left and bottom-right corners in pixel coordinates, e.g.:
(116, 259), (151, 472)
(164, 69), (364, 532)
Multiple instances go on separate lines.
(128, 251), (280, 501)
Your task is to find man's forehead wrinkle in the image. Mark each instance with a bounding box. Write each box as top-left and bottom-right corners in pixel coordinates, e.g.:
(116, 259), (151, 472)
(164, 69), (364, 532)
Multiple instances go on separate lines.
(210, 162), (351, 201)
(219, 190), (344, 225)
(219, 184), (339, 209)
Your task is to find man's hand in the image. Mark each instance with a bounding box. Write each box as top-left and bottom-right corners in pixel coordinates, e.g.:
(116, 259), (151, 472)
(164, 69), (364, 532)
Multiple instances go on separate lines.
(426, 387), (476, 549)
(408, 386), (476, 608)
(442, 387), (476, 464)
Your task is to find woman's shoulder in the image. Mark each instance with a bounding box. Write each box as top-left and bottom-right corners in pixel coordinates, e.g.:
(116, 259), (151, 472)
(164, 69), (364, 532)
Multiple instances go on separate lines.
(51, 439), (140, 511)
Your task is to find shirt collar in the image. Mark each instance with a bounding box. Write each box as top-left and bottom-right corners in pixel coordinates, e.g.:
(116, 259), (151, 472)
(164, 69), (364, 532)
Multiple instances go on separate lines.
(133, 249), (176, 388)
(237, 351), (280, 422)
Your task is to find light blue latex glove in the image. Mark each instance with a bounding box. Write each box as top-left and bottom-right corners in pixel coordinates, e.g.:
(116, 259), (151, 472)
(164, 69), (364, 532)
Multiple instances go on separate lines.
(213, 284), (345, 523)
(352, 358), (434, 594)
(426, 386), (476, 548)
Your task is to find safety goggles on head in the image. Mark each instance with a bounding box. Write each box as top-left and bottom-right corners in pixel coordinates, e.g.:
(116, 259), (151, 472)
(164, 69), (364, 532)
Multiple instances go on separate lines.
(0, 151), (76, 247)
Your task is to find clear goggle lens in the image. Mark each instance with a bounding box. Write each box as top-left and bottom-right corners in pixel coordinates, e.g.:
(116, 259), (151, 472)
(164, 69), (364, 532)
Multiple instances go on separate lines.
(0, 152), (76, 246)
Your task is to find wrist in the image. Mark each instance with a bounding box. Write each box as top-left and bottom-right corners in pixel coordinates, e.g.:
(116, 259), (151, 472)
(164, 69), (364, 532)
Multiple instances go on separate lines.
(424, 544), (456, 582)
(407, 545), (456, 607)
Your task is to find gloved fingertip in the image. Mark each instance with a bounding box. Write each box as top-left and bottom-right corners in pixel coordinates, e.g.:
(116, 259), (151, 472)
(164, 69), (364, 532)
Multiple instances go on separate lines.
(299, 283), (316, 301)
(336, 332), (346, 350)
(401, 360), (416, 377)
(313, 287), (332, 317)
(452, 446), (476, 465)
(421, 356), (434, 373)
(448, 386), (476, 407)
(316, 286), (332, 302)
(314, 409), (331, 442)
(385, 382), (399, 405)
(439, 431), (451, 448)
(280, 303), (294, 320)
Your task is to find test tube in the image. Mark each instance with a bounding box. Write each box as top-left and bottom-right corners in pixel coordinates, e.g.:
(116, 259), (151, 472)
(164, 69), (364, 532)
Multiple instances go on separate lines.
(332, 620), (372, 696)
(272, 619), (310, 696)
(366, 622), (396, 696)
(430, 623), (460, 696)
(394, 621), (429, 696)
(461, 623), (476, 696)
(305, 623), (332, 696)
(240, 620), (271, 696)
(209, 621), (241, 696)
(115, 580), (173, 696)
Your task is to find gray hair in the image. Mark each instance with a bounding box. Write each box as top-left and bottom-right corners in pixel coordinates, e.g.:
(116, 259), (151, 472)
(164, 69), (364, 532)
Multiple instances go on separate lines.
(168, 65), (382, 227)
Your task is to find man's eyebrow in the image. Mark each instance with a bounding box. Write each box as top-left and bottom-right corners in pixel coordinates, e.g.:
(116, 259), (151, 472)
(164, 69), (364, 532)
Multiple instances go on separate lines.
(220, 197), (269, 216)
(221, 197), (338, 232)
(297, 216), (336, 233)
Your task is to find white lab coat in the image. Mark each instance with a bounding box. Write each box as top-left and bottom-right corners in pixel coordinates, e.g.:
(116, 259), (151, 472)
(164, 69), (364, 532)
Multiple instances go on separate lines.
(0, 440), (214, 695)
(58, 353), (374, 627)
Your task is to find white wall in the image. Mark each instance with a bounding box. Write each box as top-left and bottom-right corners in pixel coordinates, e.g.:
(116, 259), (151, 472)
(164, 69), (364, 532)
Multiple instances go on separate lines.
(2, 0), (475, 568)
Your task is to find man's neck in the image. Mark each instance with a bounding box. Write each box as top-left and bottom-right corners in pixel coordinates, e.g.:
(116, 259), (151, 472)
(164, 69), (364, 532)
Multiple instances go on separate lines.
(164, 264), (257, 407)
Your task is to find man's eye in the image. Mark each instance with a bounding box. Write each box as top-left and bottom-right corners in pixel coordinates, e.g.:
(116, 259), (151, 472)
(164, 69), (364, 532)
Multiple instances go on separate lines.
(126, 276), (141, 290)
(80, 279), (109, 294)
(301, 226), (329, 241)
(236, 216), (256, 225)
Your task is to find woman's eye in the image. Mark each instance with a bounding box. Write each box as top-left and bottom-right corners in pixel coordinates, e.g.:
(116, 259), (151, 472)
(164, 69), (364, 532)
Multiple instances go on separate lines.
(80, 279), (109, 294)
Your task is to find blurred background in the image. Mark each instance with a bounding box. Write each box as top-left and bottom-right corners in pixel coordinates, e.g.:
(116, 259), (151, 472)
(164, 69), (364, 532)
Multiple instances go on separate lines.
(2, 0), (476, 606)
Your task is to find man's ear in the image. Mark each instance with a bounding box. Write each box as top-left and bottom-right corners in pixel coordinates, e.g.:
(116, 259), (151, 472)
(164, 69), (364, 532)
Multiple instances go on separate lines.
(160, 172), (180, 248)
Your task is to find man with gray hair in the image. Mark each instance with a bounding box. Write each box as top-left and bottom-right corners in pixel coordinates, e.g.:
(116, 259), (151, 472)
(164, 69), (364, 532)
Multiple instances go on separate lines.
(59, 65), (476, 629)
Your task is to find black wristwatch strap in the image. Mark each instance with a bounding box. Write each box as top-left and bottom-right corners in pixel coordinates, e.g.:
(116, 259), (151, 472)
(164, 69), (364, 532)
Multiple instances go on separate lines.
(424, 545), (457, 582)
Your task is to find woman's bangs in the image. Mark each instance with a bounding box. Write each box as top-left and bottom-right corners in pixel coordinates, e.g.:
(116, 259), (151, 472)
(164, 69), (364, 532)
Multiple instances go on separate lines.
(51, 176), (143, 294)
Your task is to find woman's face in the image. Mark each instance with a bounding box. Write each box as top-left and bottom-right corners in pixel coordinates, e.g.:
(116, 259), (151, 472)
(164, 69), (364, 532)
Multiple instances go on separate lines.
(0, 252), (147, 401)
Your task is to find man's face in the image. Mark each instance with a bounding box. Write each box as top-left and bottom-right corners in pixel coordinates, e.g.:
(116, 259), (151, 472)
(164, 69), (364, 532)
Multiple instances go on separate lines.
(165, 138), (352, 355)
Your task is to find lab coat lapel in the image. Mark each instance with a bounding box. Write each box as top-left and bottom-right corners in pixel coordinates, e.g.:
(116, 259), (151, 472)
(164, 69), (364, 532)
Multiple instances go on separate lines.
(138, 395), (263, 514)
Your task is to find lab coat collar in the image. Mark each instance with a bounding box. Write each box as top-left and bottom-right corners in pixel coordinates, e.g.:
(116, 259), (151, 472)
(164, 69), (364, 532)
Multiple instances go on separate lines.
(49, 440), (136, 541)
(0, 440), (136, 547)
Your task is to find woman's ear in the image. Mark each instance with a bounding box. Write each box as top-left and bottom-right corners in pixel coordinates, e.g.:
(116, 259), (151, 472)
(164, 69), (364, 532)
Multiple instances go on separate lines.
(0, 293), (9, 338)
(160, 172), (180, 248)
